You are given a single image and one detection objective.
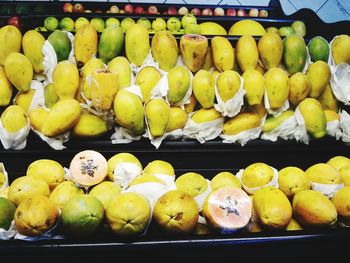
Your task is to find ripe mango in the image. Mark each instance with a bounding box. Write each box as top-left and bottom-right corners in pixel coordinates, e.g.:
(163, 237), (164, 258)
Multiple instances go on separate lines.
(72, 112), (108, 138)
(288, 72), (310, 106)
(307, 61), (331, 98)
(192, 70), (215, 109)
(0, 25), (22, 66)
(90, 69), (118, 111)
(263, 110), (294, 133)
(22, 30), (45, 74)
(192, 107), (221, 124)
(216, 70), (241, 102)
(258, 32), (283, 70)
(15, 89), (35, 113)
(75, 24), (98, 66)
(331, 35), (350, 65)
(98, 25), (124, 64)
(4, 52), (33, 92)
(298, 98), (326, 139)
(250, 101), (267, 119)
(305, 163), (342, 184)
(113, 89), (144, 135)
(324, 110), (339, 122)
(1, 105), (27, 133)
(42, 99), (81, 137)
(278, 166), (309, 199)
(283, 34), (307, 74)
(52, 61), (79, 100)
(28, 108), (49, 132)
(211, 36), (234, 72)
(151, 31), (178, 72)
(293, 190), (337, 227)
(253, 187), (292, 229)
(166, 107), (188, 132)
(135, 66), (161, 103)
(125, 24), (150, 66)
(180, 34), (208, 73)
(184, 94), (197, 114)
(108, 56), (131, 89)
(265, 68), (289, 109)
(318, 84), (339, 112)
(167, 66), (191, 105)
(202, 47), (213, 71)
(242, 162), (274, 188)
(236, 35), (259, 72)
(242, 69), (264, 106)
(145, 98), (170, 137)
(0, 66), (13, 107)
(44, 83), (58, 109)
(223, 112), (260, 135)
(81, 58), (106, 100)
(332, 186), (350, 225)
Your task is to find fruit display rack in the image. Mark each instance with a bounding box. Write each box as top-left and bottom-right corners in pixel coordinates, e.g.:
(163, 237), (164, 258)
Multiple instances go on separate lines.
(0, 1), (350, 262)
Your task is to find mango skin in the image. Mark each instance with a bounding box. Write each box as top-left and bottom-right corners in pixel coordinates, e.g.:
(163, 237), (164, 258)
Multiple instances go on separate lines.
(98, 25), (124, 64)
(258, 32), (283, 70)
(307, 61), (331, 98)
(283, 34), (307, 74)
(108, 56), (131, 89)
(242, 69), (264, 106)
(331, 35), (350, 65)
(72, 112), (108, 138)
(192, 70), (215, 109)
(223, 112), (260, 135)
(293, 190), (337, 228)
(288, 73), (310, 106)
(298, 98), (327, 139)
(145, 98), (170, 137)
(265, 67), (289, 109)
(216, 70), (241, 103)
(125, 24), (150, 66)
(0, 25), (22, 66)
(166, 107), (188, 132)
(28, 108), (49, 132)
(236, 35), (259, 72)
(151, 31), (178, 72)
(253, 187), (292, 229)
(75, 24), (98, 66)
(318, 84), (339, 112)
(135, 66), (162, 103)
(211, 36), (234, 72)
(180, 34), (208, 73)
(52, 61), (79, 100)
(1, 105), (27, 133)
(113, 89), (145, 135)
(167, 66), (191, 105)
(22, 30), (45, 73)
(41, 99), (81, 137)
(192, 107), (221, 124)
(0, 66), (13, 107)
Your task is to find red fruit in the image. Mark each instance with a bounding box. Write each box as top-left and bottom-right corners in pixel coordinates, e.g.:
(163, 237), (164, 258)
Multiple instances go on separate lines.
(191, 8), (201, 16)
(124, 4), (134, 14)
(63, 3), (73, 13)
(167, 6), (177, 15)
(135, 6), (145, 14)
(237, 9), (247, 17)
(202, 8), (213, 16)
(226, 8), (236, 16)
(249, 8), (259, 17)
(7, 16), (21, 29)
(147, 5), (158, 14)
(73, 3), (85, 13)
(259, 9), (269, 17)
(214, 7), (225, 16)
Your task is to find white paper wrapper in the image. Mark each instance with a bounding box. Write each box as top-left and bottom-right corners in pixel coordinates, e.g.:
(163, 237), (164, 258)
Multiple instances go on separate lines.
(326, 120), (342, 138)
(236, 166), (279, 195)
(261, 114), (297, 142)
(339, 110), (350, 144)
(0, 163), (9, 192)
(294, 107), (309, 144)
(110, 126), (142, 144)
(143, 98), (170, 149)
(153, 174), (176, 190)
(31, 128), (69, 150)
(310, 182), (344, 198)
(214, 75), (245, 118)
(164, 129), (183, 141)
(114, 162), (142, 189)
(264, 89), (290, 116)
(125, 182), (170, 211)
(183, 112), (224, 144)
(151, 71), (168, 99)
(28, 80), (46, 111)
(43, 31), (75, 83)
(220, 115), (266, 146)
(194, 179), (211, 210)
(330, 63), (350, 105)
(198, 215), (207, 225)
(0, 116), (30, 150)
(0, 221), (17, 240)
